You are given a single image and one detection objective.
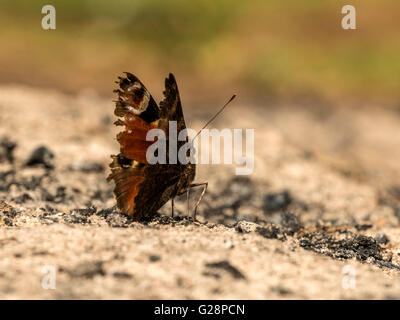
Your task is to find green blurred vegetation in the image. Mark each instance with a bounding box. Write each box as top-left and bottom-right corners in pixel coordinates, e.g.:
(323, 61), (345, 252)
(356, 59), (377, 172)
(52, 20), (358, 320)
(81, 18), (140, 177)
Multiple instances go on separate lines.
(0, 0), (399, 103)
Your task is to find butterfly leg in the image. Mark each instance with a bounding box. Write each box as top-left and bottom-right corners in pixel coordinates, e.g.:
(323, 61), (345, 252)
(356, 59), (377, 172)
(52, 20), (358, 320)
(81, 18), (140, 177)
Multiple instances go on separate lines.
(189, 182), (208, 221)
(176, 182), (208, 220)
(171, 198), (175, 218)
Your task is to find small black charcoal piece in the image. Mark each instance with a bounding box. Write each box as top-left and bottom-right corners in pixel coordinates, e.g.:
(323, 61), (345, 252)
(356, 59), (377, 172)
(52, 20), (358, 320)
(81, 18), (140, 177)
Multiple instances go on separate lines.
(354, 223), (373, 231)
(205, 260), (246, 279)
(256, 224), (286, 241)
(375, 233), (389, 245)
(149, 255), (161, 262)
(263, 190), (292, 214)
(71, 206), (97, 216)
(68, 161), (104, 173)
(113, 272), (133, 279)
(63, 261), (105, 278)
(97, 206), (118, 218)
(280, 212), (302, 235)
(0, 137), (17, 163)
(25, 146), (55, 169)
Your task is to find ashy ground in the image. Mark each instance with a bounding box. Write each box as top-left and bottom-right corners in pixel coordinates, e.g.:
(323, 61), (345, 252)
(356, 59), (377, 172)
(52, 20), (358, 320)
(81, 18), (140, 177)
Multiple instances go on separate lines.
(0, 85), (400, 299)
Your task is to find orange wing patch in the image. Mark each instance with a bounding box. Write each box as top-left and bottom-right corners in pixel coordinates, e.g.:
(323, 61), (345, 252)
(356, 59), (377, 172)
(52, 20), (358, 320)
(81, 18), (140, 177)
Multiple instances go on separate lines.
(107, 157), (145, 217)
(117, 115), (159, 164)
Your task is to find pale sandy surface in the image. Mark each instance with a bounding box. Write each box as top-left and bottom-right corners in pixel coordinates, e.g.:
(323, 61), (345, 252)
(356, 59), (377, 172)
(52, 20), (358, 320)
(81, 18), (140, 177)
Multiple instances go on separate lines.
(0, 85), (400, 299)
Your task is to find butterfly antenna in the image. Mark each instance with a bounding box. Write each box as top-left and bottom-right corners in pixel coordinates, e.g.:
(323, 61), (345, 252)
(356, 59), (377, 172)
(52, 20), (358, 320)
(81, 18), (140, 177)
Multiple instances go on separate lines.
(192, 94), (236, 142)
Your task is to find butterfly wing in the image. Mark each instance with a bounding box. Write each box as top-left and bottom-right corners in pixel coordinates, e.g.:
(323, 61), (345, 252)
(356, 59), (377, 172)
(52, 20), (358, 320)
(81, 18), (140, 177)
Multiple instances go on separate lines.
(108, 73), (160, 216)
(108, 73), (194, 220)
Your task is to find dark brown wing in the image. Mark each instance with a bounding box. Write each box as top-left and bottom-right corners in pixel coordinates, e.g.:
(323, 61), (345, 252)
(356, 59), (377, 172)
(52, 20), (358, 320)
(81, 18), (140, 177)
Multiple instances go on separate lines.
(159, 73), (187, 141)
(108, 73), (195, 220)
(132, 74), (196, 218)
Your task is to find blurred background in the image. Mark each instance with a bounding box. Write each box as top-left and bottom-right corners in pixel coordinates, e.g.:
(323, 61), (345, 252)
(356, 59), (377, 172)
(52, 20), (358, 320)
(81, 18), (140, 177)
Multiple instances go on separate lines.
(1, 0), (399, 104)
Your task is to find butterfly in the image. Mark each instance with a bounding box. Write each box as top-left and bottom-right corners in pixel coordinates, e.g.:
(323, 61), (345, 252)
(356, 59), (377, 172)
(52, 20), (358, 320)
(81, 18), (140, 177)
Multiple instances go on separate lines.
(107, 73), (208, 221)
